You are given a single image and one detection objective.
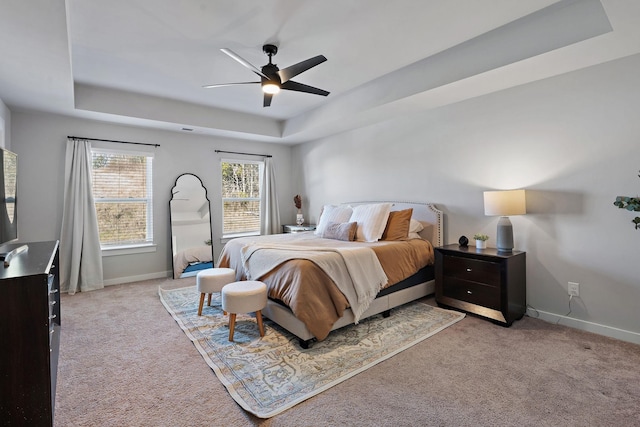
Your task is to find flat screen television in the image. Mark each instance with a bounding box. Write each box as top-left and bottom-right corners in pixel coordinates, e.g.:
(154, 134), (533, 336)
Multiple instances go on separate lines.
(0, 148), (17, 252)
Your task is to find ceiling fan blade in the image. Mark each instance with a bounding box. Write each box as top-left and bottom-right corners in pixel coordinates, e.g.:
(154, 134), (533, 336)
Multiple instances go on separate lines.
(278, 55), (327, 83)
(281, 80), (330, 96)
(263, 93), (273, 107)
(220, 48), (268, 79)
(202, 82), (259, 89)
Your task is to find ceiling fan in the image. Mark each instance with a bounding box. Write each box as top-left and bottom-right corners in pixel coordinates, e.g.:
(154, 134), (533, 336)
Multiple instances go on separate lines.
(203, 44), (329, 107)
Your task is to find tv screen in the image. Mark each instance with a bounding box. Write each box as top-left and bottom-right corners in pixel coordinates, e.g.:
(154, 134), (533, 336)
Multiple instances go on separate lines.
(0, 148), (17, 247)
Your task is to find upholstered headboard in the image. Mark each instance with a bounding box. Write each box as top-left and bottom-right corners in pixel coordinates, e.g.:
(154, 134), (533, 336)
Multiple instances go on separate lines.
(343, 201), (443, 247)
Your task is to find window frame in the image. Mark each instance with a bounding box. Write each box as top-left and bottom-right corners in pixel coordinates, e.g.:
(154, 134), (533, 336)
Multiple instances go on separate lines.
(90, 146), (155, 253)
(220, 158), (263, 239)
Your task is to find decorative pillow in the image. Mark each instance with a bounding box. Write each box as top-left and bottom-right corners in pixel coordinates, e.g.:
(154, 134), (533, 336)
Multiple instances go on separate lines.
(381, 208), (413, 241)
(409, 218), (424, 233)
(321, 221), (357, 241)
(348, 203), (393, 242)
(314, 205), (353, 236)
(407, 218), (425, 240)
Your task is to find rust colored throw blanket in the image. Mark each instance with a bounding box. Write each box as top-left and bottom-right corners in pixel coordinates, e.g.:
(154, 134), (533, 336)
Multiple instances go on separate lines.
(217, 232), (434, 340)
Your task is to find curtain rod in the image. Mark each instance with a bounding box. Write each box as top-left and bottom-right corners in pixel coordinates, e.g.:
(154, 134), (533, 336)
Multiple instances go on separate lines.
(215, 149), (272, 158)
(67, 136), (160, 147)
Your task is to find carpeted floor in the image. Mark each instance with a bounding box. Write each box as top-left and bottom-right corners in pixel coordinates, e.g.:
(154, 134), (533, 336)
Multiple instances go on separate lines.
(55, 277), (640, 426)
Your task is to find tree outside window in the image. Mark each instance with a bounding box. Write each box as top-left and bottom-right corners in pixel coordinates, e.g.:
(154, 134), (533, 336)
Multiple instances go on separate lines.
(221, 160), (262, 237)
(91, 149), (154, 247)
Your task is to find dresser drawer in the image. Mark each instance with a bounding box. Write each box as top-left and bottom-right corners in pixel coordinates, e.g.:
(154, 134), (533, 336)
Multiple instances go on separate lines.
(442, 255), (501, 287)
(442, 277), (501, 310)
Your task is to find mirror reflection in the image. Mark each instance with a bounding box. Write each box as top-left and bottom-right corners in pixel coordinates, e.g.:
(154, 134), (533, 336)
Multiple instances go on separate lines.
(170, 173), (213, 279)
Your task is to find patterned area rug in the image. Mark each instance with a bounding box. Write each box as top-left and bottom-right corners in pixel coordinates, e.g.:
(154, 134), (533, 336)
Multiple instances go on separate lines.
(159, 285), (465, 418)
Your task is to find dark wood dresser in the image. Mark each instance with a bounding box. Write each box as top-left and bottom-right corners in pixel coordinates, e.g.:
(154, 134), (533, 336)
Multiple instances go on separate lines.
(0, 241), (60, 426)
(435, 243), (526, 326)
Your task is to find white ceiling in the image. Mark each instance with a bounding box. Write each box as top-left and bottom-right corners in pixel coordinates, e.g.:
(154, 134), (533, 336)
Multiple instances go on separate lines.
(1, 0), (640, 144)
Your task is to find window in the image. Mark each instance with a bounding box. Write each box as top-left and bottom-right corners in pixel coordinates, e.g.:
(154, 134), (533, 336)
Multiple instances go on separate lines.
(91, 148), (154, 248)
(221, 159), (262, 237)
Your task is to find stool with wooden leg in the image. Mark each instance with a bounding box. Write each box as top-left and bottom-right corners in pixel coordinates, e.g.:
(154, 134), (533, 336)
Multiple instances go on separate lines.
(195, 268), (236, 316)
(221, 281), (268, 341)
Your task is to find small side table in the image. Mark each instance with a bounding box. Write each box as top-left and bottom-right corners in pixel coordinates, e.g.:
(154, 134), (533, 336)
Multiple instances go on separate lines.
(435, 244), (526, 326)
(282, 224), (317, 233)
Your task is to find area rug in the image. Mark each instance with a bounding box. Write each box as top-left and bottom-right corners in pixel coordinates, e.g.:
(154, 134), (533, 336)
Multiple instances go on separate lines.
(159, 285), (465, 418)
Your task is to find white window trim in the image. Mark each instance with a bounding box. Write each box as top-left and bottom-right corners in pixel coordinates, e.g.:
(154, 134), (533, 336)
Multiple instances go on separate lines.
(101, 243), (157, 257)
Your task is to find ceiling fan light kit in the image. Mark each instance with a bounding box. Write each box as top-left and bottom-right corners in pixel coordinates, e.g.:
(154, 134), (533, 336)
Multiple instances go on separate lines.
(262, 83), (280, 94)
(204, 43), (329, 107)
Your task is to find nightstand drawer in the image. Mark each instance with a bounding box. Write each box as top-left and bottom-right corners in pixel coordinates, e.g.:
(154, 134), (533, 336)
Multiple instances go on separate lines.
(442, 277), (501, 310)
(442, 255), (500, 287)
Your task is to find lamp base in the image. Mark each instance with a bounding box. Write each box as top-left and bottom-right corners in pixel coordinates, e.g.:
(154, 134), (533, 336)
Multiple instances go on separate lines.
(496, 216), (514, 252)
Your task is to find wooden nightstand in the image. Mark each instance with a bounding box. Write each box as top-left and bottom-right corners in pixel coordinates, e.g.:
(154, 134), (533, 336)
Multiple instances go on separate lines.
(435, 244), (526, 326)
(282, 224), (317, 233)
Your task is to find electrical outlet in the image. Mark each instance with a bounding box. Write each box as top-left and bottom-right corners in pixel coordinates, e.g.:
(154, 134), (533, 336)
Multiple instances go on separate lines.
(568, 282), (580, 297)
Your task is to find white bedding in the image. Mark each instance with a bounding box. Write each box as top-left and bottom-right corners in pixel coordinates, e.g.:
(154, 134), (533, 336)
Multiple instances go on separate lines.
(173, 245), (213, 279)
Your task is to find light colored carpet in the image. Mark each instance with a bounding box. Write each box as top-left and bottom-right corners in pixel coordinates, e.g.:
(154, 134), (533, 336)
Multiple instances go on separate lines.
(54, 277), (640, 426)
(159, 285), (465, 418)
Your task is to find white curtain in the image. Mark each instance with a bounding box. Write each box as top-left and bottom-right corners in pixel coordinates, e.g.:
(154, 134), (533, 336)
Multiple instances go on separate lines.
(260, 157), (281, 235)
(60, 138), (104, 294)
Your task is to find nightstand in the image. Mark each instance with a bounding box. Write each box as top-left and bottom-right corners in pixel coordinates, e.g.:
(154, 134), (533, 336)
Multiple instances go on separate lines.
(435, 244), (526, 326)
(282, 224), (317, 233)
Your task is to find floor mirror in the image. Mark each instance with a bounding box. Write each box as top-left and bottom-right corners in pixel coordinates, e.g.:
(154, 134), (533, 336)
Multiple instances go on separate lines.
(170, 173), (213, 279)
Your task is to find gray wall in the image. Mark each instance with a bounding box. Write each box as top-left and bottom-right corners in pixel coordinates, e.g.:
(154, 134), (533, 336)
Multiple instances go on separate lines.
(10, 112), (293, 284)
(292, 53), (640, 344)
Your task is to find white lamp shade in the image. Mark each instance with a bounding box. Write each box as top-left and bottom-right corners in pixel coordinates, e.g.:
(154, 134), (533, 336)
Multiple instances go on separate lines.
(484, 190), (526, 216)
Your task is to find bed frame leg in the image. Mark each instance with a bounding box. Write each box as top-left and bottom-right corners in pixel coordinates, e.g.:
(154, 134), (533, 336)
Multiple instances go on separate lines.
(382, 309), (391, 318)
(298, 338), (313, 349)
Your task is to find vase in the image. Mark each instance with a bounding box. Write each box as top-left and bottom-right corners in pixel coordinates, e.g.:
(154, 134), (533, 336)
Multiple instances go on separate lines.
(476, 240), (487, 249)
(296, 210), (304, 225)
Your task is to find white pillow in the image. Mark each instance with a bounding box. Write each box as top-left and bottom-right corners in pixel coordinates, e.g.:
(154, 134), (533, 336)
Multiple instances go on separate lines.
(408, 219), (424, 240)
(315, 205), (353, 236)
(349, 203), (393, 242)
(409, 219), (424, 233)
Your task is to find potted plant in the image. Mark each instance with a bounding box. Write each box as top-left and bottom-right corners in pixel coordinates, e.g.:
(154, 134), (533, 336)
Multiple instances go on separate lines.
(613, 170), (640, 230)
(473, 233), (489, 249)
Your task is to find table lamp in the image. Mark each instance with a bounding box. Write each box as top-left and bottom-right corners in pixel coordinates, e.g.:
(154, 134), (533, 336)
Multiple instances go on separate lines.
(483, 189), (526, 252)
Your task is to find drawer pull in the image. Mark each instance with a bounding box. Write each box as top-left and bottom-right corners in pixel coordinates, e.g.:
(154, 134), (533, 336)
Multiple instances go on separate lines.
(49, 289), (58, 295)
(50, 301), (57, 306)
(466, 268), (472, 272)
(49, 314), (57, 321)
(466, 290), (473, 294)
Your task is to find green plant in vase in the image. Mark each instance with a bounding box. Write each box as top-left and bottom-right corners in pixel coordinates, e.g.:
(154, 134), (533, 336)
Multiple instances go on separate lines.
(473, 234), (489, 249)
(613, 170), (640, 230)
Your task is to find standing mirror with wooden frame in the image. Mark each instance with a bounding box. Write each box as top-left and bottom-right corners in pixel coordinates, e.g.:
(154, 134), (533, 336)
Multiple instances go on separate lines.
(170, 173), (213, 279)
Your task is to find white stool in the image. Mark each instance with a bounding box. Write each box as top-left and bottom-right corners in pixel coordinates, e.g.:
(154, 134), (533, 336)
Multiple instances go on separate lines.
(221, 281), (268, 341)
(196, 268), (236, 316)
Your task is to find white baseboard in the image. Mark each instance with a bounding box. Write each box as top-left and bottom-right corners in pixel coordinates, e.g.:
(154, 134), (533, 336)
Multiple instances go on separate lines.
(527, 308), (640, 345)
(103, 271), (171, 287)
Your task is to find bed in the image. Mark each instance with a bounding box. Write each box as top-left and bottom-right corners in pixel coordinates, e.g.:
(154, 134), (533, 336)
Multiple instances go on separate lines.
(217, 201), (443, 348)
(173, 246), (214, 279)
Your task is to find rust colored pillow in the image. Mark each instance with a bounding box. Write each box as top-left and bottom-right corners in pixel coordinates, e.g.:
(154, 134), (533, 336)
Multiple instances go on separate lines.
(381, 208), (413, 241)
